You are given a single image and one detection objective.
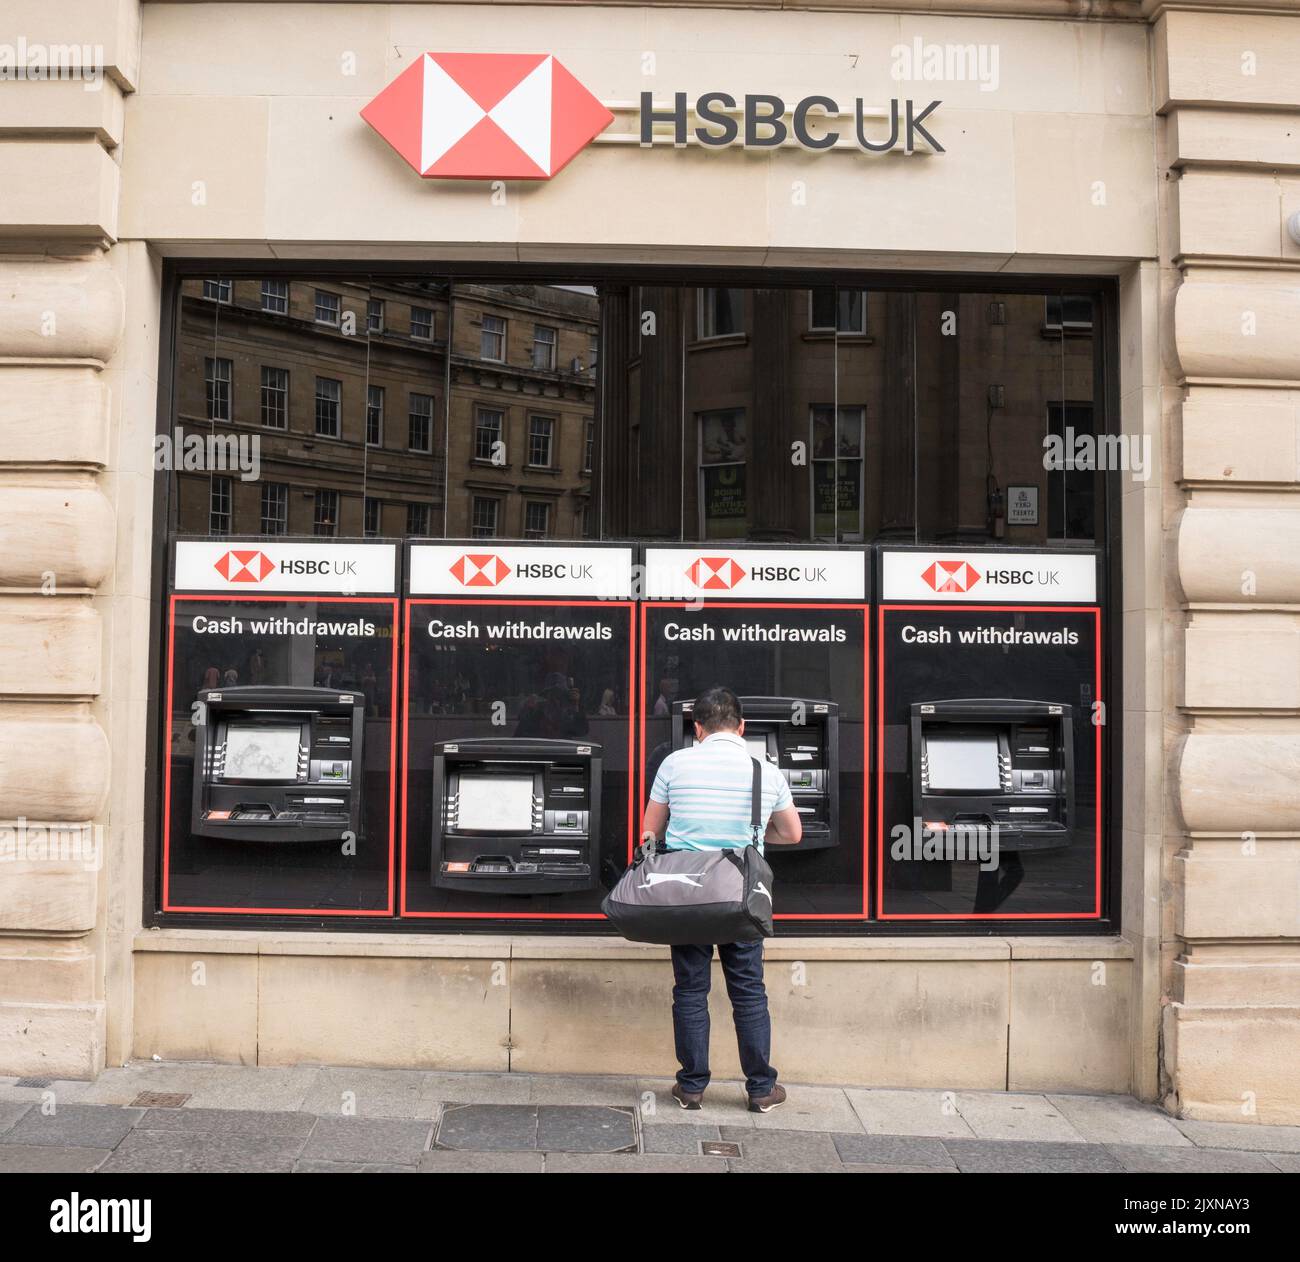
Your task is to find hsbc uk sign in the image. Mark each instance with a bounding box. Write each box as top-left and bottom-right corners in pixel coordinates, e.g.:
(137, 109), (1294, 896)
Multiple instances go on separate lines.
(409, 544), (633, 598)
(361, 51), (943, 182)
(881, 551), (1097, 603)
(647, 548), (866, 601)
(174, 541), (397, 594)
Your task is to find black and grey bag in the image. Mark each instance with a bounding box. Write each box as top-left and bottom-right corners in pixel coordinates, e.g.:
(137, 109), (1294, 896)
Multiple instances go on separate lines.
(601, 757), (775, 945)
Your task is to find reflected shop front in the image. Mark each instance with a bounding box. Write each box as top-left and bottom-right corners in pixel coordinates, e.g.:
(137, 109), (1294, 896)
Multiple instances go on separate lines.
(153, 278), (1115, 932)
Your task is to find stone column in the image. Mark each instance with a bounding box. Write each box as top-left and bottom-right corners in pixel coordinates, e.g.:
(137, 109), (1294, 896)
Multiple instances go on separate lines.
(1158, 5), (1300, 1123)
(0, 1), (139, 1078)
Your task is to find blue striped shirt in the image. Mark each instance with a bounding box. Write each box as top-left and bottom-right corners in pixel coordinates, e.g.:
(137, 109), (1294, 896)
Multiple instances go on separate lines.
(649, 730), (793, 854)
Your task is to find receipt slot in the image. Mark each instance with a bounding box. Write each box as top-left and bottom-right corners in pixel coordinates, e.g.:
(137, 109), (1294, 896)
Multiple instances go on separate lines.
(432, 737), (602, 895)
(191, 685), (365, 843)
(912, 698), (1074, 851)
(673, 696), (839, 851)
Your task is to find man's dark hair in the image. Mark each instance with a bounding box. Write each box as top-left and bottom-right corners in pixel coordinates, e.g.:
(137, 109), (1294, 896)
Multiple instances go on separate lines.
(693, 686), (743, 733)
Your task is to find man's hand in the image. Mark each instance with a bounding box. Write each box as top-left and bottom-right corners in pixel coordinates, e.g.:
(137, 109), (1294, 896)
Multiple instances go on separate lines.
(765, 804), (803, 845)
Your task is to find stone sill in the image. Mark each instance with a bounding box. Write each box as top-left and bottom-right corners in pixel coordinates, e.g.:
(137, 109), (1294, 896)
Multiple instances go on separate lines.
(134, 928), (1133, 963)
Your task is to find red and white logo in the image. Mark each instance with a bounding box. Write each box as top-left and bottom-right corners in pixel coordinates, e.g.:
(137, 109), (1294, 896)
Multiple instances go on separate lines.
(361, 52), (614, 181)
(450, 553), (512, 587)
(213, 550), (275, 583)
(685, 556), (747, 591)
(921, 560), (982, 593)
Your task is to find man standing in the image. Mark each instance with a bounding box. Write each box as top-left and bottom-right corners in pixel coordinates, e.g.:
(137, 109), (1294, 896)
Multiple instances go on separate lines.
(640, 686), (803, 1113)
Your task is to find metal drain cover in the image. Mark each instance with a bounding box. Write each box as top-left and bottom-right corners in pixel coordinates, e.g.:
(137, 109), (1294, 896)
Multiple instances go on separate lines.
(700, 1140), (742, 1158)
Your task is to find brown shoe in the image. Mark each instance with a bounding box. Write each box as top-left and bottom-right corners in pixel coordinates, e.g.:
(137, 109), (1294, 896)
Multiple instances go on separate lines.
(672, 1084), (704, 1111)
(748, 1084), (786, 1113)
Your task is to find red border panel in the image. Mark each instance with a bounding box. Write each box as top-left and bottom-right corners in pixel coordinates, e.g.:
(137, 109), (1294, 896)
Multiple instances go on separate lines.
(639, 600), (870, 921)
(875, 603), (1103, 921)
(399, 598), (636, 921)
(162, 593), (400, 916)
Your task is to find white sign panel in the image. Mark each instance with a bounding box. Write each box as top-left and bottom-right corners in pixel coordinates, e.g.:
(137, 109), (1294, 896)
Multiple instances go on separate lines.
(1006, 486), (1039, 525)
(646, 548), (865, 601)
(175, 541), (396, 594)
(881, 551), (1096, 603)
(409, 545), (632, 598)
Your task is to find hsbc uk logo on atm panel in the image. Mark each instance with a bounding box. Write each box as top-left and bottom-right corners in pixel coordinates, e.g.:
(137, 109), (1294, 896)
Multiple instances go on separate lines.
(882, 551), (1097, 603)
(410, 545), (633, 598)
(647, 548), (865, 600)
(174, 542), (397, 594)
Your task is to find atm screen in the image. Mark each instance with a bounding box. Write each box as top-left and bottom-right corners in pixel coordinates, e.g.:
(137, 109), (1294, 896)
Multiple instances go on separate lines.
(224, 724), (301, 781)
(926, 734), (1001, 791)
(457, 773), (534, 833)
(745, 735), (769, 761)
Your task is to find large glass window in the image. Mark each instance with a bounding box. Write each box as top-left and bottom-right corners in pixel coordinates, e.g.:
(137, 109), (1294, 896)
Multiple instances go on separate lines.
(260, 366), (288, 429)
(314, 377), (341, 438)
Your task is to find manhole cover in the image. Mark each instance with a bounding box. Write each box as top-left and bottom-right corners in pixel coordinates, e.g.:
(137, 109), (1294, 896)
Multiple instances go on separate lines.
(700, 1140), (742, 1158)
(131, 1092), (191, 1108)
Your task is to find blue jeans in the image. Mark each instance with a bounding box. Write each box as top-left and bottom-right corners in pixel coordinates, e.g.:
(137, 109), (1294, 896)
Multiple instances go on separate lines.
(670, 940), (778, 1098)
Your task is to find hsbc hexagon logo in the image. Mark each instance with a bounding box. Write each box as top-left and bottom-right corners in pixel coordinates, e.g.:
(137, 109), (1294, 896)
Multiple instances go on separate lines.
(361, 52), (614, 181)
(921, 559), (982, 594)
(214, 550), (276, 583)
(450, 553), (512, 587)
(685, 556), (747, 591)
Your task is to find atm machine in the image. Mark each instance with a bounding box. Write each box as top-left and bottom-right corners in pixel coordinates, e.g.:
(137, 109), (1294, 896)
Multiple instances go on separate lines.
(191, 685), (364, 843)
(672, 697), (839, 851)
(911, 698), (1074, 850)
(432, 737), (601, 894)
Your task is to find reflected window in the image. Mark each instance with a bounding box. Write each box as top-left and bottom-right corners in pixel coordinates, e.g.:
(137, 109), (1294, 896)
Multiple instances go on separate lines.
(363, 497), (381, 537)
(583, 420), (594, 473)
(524, 501), (551, 539)
(811, 405), (865, 541)
(260, 366), (288, 430)
(313, 489), (339, 536)
(260, 482), (288, 535)
(1044, 295), (1093, 334)
(411, 307), (434, 341)
(589, 334), (599, 375)
(205, 357), (232, 422)
(408, 393), (434, 453)
(367, 298), (384, 333)
(532, 325), (557, 371)
(809, 288), (867, 334)
(471, 496), (499, 538)
(261, 280), (288, 314)
(202, 279), (231, 304)
(481, 315), (506, 362)
(314, 290), (340, 326)
(407, 503), (430, 536)
(366, 385), (384, 447)
(698, 409), (746, 539)
(527, 415), (555, 469)
(697, 288), (743, 339)
(314, 377), (341, 438)
(209, 476), (232, 535)
(474, 408), (503, 463)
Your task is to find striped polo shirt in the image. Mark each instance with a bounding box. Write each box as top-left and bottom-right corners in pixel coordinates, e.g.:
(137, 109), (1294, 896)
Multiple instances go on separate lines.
(649, 730), (793, 854)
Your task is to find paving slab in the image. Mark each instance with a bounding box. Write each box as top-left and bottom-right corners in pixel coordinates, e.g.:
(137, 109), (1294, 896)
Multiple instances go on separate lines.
(527, 1075), (641, 1106)
(98, 1130), (304, 1174)
(845, 1089), (977, 1138)
(0, 1103), (142, 1150)
(300, 1117), (433, 1165)
(718, 1125), (842, 1169)
(436, 1104), (538, 1151)
(300, 1068), (432, 1120)
(135, 1107), (315, 1138)
(642, 1123), (722, 1154)
(944, 1139), (1123, 1173)
(419, 1071), (531, 1108)
(832, 1133), (956, 1168)
(536, 1106), (637, 1153)
(294, 1159), (416, 1173)
(1046, 1094), (1191, 1147)
(953, 1092), (1087, 1142)
(181, 1066), (319, 1112)
(420, 1150), (546, 1173)
(748, 1085), (862, 1133)
(1172, 1119), (1300, 1154)
(0, 1145), (111, 1173)
(0, 1102), (31, 1134)
(1265, 1153), (1300, 1172)
(843, 1161), (959, 1173)
(545, 1152), (725, 1173)
(0, 1079), (93, 1105)
(1106, 1144), (1280, 1174)
(77, 1064), (215, 1105)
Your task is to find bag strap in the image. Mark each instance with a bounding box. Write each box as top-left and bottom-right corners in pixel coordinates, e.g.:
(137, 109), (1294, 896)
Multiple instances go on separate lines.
(749, 756), (763, 847)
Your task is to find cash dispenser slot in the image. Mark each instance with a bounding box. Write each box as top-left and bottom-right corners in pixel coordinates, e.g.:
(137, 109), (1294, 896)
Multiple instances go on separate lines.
(911, 698), (1074, 853)
(673, 696), (840, 852)
(191, 685), (365, 844)
(433, 738), (602, 895)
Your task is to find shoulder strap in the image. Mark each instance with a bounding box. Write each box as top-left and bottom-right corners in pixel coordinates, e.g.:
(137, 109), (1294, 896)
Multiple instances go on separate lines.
(749, 756), (763, 846)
